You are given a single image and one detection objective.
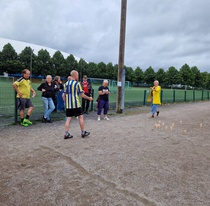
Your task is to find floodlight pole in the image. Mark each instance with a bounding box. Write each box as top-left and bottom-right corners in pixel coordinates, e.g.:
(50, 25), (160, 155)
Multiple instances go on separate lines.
(116, 0), (127, 113)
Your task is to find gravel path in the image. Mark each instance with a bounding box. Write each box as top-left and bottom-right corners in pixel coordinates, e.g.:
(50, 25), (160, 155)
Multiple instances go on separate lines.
(0, 101), (210, 206)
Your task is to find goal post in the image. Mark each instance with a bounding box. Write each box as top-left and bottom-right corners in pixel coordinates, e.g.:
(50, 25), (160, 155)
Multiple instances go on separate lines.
(89, 78), (130, 89)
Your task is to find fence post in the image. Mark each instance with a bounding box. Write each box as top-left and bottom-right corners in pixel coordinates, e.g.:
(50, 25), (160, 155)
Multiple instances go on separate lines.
(208, 91), (210, 100)
(193, 90), (195, 101)
(143, 90), (146, 105)
(161, 90), (163, 104)
(90, 89), (94, 111)
(173, 90), (175, 102)
(202, 90), (204, 100)
(184, 90), (187, 102)
(15, 91), (18, 123)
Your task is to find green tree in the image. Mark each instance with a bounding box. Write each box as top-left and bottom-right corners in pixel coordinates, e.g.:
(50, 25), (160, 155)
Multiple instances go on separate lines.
(36, 49), (52, 76)
(106, 62), (116, 79)
(86, 62), (98, 78)
(191, 66), (202, 88)
(165, 66), (180, 86)
(155, 68), (166, 85)
(200, 72), (210, 89)
(52, 51), (66, 76)
(0, 43), (20, 74)
(124, 66), (134, 82)
(65, 54), (78, 77)
(179, 64), (194, 86)
(78, 58), (88, 80)
(134, 66), (144, 83)
(18, 47), (36, 75)
(97, 62), (107, 78)
(144, 66), (155, 84)
(113, 64), (118, 80)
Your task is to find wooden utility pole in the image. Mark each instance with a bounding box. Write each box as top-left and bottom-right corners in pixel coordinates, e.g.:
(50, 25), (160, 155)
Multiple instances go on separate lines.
(116, 0), (127, 113)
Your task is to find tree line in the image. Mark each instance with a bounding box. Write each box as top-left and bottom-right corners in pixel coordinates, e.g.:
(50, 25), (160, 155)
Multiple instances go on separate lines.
(1, 43), (210, 89)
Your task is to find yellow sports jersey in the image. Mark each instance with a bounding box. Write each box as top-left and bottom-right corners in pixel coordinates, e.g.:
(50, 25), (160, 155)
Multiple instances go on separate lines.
(152, 86), (161, 104)
(64, 80), (83, 109)
(14, 77), (31, 98)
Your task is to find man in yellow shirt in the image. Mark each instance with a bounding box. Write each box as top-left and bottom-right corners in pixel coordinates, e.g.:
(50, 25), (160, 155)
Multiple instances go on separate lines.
(151, 80), (161, 118)
(12, 69), (36, 126)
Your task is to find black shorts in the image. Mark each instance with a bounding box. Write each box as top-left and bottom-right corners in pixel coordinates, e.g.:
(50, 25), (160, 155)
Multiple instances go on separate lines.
(17, 98), (34, 110)
(66, 108), (83, 117)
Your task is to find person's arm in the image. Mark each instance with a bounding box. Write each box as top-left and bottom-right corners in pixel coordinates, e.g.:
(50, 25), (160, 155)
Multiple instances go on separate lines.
(80, 92), (93, 101)
(37, 83), (43, 91)
(105, 88), (110, 95)
(98, 86), (105, 95)
(12, 82), (23, 97)
(62, 92), (66, 101)
(153, 86), (160, 92)
(30, 87), (36, 97)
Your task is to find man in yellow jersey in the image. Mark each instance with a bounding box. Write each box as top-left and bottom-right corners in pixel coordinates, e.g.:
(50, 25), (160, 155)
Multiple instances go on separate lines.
(151, 80), (161, 118)
(12, 69), (36, 126)
(62, 70), (93, 139)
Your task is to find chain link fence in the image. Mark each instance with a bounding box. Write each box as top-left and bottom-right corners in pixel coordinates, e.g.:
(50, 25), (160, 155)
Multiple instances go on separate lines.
(0, 84), (209, 126)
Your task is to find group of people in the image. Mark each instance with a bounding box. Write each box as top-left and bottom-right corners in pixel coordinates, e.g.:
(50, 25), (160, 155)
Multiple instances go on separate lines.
(12, 69), (112, 139)
(12, 69), (161, 139)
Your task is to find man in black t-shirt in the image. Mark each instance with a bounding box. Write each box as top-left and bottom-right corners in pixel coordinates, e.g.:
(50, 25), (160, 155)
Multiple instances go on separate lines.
(97, 79), (110, 121)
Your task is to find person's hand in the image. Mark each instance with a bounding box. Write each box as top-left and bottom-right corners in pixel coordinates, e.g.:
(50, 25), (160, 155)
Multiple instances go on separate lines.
(18, 92), (23, 97)
(42, 89), (46, 92)
(32, 91), (36, 98)
(62, 93), (66, 101)
(89, 97), (93, 101)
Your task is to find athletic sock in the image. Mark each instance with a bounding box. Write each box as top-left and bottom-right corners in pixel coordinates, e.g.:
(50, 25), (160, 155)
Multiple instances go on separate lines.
(26, 115), (30, 119)
(65, 131), (69, 136)
(21, 118), (24, 123)
(82, 130), (85, 135)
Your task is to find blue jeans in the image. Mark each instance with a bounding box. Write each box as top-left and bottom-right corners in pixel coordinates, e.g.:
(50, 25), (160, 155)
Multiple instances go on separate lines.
(42, 97), (55, 120)
(151, 104), (159, 115)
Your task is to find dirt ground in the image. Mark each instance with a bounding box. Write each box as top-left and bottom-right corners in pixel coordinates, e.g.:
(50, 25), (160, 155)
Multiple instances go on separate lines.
(0, 101), (210, 206)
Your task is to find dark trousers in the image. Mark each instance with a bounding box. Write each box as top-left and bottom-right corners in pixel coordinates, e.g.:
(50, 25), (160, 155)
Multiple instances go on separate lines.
(82, 93), (90, 112)
(97, 99), (109, 115)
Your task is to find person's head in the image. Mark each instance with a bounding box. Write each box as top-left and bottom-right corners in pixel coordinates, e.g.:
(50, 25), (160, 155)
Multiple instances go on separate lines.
(70, 70), (79, 81)
(46, 75), (52, 83)
(83, 75), (87, 82)
(67, 76), (72, 81)
(102, 79), (109, 87)
(154, 80), (159, 86)
(22, 69), (30, 79)
(53, 76), (60, 82)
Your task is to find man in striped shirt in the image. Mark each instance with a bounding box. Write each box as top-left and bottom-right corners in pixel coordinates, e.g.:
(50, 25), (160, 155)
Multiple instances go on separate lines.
(62, 70), (93, 139)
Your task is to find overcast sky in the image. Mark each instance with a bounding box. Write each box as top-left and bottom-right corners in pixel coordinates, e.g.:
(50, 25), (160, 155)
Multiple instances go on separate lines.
(1, 0), (210, 72)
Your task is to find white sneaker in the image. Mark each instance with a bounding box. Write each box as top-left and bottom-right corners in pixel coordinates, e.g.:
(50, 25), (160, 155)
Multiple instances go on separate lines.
(104, 117), (109, 120)
(97, 117), (100, 121)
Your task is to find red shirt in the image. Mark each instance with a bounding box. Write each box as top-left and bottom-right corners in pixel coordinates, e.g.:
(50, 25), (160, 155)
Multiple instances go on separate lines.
(82, 81), (88, 93)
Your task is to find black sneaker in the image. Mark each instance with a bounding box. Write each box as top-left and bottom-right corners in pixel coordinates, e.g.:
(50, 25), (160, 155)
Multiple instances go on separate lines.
(42, 116), (47, 123)
(81, 131), (90, 138)
(156, 111), (160, 116)
(46, 119), (53, 123)
(64, 133), (73, 139)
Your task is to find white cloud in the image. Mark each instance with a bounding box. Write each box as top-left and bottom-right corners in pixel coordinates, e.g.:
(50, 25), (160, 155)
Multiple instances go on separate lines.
(1, 0), (210, 72)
